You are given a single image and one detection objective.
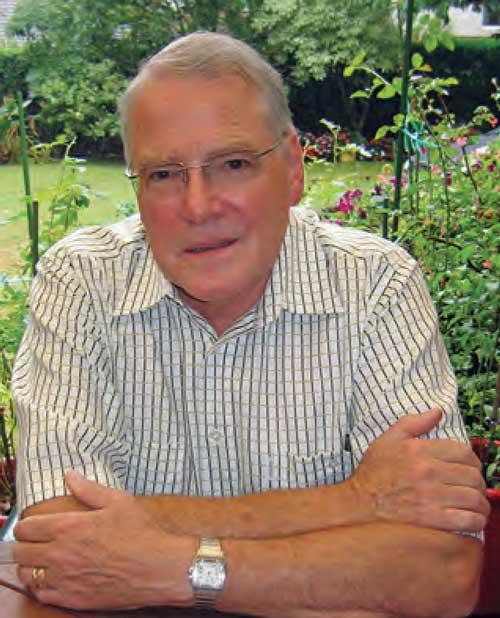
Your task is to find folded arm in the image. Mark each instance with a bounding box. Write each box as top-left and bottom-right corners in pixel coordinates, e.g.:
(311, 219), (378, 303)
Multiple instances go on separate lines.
(15, 479), (483, 618)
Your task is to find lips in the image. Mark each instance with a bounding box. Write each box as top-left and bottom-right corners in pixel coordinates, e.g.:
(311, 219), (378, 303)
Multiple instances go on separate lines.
(185, 238), (237, 254)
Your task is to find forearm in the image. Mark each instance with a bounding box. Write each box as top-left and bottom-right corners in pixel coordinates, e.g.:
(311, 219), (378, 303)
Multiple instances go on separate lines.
(219, 523), (482, 618)
(23, 479), (373, 539)
(17, 490), (482, 617)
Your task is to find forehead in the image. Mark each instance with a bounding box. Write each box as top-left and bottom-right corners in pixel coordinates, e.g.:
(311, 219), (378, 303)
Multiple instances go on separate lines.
(128, 74), (274, 167)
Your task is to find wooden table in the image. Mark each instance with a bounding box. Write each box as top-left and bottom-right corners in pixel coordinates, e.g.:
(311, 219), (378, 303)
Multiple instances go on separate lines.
(0, 564), (240, 618)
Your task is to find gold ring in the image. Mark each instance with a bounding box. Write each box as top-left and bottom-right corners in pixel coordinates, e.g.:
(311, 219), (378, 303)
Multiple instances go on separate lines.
(31, 566), (47, 590)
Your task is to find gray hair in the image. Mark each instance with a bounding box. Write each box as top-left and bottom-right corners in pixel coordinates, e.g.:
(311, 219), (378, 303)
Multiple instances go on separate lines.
(119, 31), (293, 166)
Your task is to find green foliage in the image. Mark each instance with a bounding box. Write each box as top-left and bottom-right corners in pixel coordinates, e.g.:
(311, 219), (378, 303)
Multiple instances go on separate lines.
(32, 60), (128, 155)
(303, 66), (500, 485)
(416, 37), (500, 125)
(0, 141), (92, 492)
(253, 0), (400, 84)
(6, 0), (263, 154)
(0, 46), (29, 100)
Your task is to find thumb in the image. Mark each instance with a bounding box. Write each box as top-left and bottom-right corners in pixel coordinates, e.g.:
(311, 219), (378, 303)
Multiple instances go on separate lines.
(64, 470), (120, 510)
(383, 408), (443, 441)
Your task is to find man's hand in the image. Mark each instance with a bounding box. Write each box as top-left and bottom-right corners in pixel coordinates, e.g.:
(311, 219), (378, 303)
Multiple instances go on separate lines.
(350, 409), (489, 532)
(14, 471), (196, 610)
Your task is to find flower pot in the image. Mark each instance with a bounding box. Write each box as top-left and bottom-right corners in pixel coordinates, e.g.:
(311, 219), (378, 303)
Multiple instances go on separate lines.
(0, 458), (15, 523)
(474, 488), (500, 615)
(340, 150), (357, 163)
(469, 439), (500, 615)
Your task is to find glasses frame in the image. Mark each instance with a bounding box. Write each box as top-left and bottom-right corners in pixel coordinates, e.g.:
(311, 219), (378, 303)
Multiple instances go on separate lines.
(124, 138), (284, 194)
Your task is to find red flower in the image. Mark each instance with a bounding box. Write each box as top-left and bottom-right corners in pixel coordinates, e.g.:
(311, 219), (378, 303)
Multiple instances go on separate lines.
(489, 117), (498, 128)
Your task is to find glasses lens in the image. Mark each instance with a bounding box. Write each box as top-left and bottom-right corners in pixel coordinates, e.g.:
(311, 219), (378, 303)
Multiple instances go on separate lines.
(209, 152), (259, 186)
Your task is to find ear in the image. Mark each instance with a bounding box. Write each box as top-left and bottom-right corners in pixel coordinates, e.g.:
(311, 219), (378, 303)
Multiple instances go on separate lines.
(285, 130), (305, 206)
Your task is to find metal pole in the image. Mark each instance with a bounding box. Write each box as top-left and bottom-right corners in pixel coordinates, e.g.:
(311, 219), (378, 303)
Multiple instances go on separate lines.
(392, 0), (414, 239)
(16, 91), (38, 275)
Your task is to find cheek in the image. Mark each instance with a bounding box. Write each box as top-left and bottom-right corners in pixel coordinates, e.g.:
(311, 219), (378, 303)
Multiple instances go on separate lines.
(139, 199), (176, 235)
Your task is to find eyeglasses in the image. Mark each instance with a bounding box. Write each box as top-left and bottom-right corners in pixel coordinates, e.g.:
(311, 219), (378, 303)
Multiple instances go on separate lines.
(125, 139), (283, 199)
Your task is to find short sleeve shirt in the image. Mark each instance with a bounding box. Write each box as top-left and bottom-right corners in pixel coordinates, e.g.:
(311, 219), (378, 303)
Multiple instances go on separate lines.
(12, 207), (468, 511)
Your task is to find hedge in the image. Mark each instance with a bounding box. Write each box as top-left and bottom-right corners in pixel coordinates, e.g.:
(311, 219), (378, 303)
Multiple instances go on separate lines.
(0, 46), (29, 100)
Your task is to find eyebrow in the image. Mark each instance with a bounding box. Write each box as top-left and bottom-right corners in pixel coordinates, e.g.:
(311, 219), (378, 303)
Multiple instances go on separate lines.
(137, 145), (259, 171)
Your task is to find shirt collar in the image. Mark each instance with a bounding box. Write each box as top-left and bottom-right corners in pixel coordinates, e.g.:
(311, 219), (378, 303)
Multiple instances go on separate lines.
(258, 207), (345, 326)
(112, 208), (345, 319)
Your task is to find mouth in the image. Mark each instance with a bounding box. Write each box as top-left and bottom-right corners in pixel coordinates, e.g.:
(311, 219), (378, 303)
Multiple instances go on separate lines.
(184, 238), (237, 255)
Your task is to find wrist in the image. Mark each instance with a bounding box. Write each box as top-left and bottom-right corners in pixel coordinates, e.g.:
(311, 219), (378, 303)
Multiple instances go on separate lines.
(347, 476), (377, 524)
(150, 532), (197, 608)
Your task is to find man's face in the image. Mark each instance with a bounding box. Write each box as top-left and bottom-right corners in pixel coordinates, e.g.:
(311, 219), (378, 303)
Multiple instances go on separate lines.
(128, 74), (304, 330)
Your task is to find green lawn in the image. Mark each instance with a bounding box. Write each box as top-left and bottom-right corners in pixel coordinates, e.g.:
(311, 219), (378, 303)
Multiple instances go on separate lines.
(0, 158), (384, 273)
(0, 160), (134, 273)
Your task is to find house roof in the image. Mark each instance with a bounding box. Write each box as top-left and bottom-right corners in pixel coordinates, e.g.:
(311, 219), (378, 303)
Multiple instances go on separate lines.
(0, 0), (18, 41)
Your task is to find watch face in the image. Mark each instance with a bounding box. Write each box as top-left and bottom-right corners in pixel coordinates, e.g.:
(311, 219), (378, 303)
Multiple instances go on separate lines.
(190, 559), (226, 590)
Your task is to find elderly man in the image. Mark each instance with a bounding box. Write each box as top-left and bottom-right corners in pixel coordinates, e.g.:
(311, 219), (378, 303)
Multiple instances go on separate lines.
(12, 32), (487, 617)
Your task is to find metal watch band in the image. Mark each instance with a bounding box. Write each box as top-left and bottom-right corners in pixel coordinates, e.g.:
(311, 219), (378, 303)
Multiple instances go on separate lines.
(189, 537), (226, 610)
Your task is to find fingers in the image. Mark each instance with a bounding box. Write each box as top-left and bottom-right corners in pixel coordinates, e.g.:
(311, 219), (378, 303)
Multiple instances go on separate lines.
(414, 439), (483, 469)
(64, 470), (120, 509)
(14, 516), (57, 543)
(433, 460), (486, 490)
(382, 408), (443, 441)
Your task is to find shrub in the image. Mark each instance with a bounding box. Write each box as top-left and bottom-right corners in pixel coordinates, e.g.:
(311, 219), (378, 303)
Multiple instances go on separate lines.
(31, 59), (128, 156)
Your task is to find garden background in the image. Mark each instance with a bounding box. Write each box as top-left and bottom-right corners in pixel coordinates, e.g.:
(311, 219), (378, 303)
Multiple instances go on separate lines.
(0, 0), (499, 513)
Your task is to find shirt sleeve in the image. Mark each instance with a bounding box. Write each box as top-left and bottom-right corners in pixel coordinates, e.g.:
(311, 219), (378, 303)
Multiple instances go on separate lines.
(11, 249), (129, 513)
(349, 247), (468, 465)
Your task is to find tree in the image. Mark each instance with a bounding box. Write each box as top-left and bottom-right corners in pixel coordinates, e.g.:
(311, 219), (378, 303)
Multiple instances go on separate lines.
(6, 0), (264, 153)
(251, 0), (401, 134)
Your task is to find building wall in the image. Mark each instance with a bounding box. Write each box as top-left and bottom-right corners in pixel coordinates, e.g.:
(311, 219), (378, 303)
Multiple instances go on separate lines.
(0, 0), (18, 41)
(448, 5), (500, 37)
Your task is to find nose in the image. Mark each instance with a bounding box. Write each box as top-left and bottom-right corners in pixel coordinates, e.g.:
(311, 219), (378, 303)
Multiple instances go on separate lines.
(180, 167), (222, 224)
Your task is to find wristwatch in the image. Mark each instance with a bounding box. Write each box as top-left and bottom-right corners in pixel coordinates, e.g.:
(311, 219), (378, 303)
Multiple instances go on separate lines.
(188, 537), (227, 609)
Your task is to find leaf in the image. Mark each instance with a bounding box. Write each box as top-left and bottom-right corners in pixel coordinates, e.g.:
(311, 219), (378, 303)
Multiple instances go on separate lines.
(393, 113), (405, 126)
(351, 90), (370, 99)
(411, 53), (424, 69)
(392, 77), (402, 93)
(423, 35), (438, 53)
(352, 52), (366, 67)
(374, 125), (390, 140)
(343, 65), (356, 77)
(459, 245), (477, 262)
(377, 84), (396, 99)
(441, 31), (455, 51)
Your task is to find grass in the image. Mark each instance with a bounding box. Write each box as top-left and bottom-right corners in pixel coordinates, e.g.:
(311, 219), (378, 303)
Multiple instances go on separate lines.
(0, 159), (134, 273)
(0, 158), (385, 273)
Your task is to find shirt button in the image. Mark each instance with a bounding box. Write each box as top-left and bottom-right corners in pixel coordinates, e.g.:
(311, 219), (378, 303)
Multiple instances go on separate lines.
(208, 428), (222, 444)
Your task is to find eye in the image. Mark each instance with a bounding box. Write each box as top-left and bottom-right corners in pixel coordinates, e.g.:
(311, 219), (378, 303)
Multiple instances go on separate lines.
(149, 168), (175, 183)
(224, 157), (251, 171)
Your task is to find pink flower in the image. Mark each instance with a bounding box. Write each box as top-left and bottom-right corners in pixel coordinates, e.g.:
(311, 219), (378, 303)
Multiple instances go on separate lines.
(456, 136), (468, 148)
(489, 117), (498, 128)
(335, 219), (344, 226)
(487, 162), (496, 173)
(358, 208), (367, 219)
(337, 196), (354, 213)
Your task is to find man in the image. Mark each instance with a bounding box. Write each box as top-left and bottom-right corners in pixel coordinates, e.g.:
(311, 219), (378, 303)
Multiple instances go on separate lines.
(12, 32), (488, 617)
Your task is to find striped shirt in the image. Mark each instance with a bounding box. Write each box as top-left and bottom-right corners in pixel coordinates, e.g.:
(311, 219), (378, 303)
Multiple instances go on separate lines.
(12, 207), (468, 512)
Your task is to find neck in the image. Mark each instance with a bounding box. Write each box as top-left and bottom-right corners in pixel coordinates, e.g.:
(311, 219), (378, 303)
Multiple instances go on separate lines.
(177, 282), (268, 337)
